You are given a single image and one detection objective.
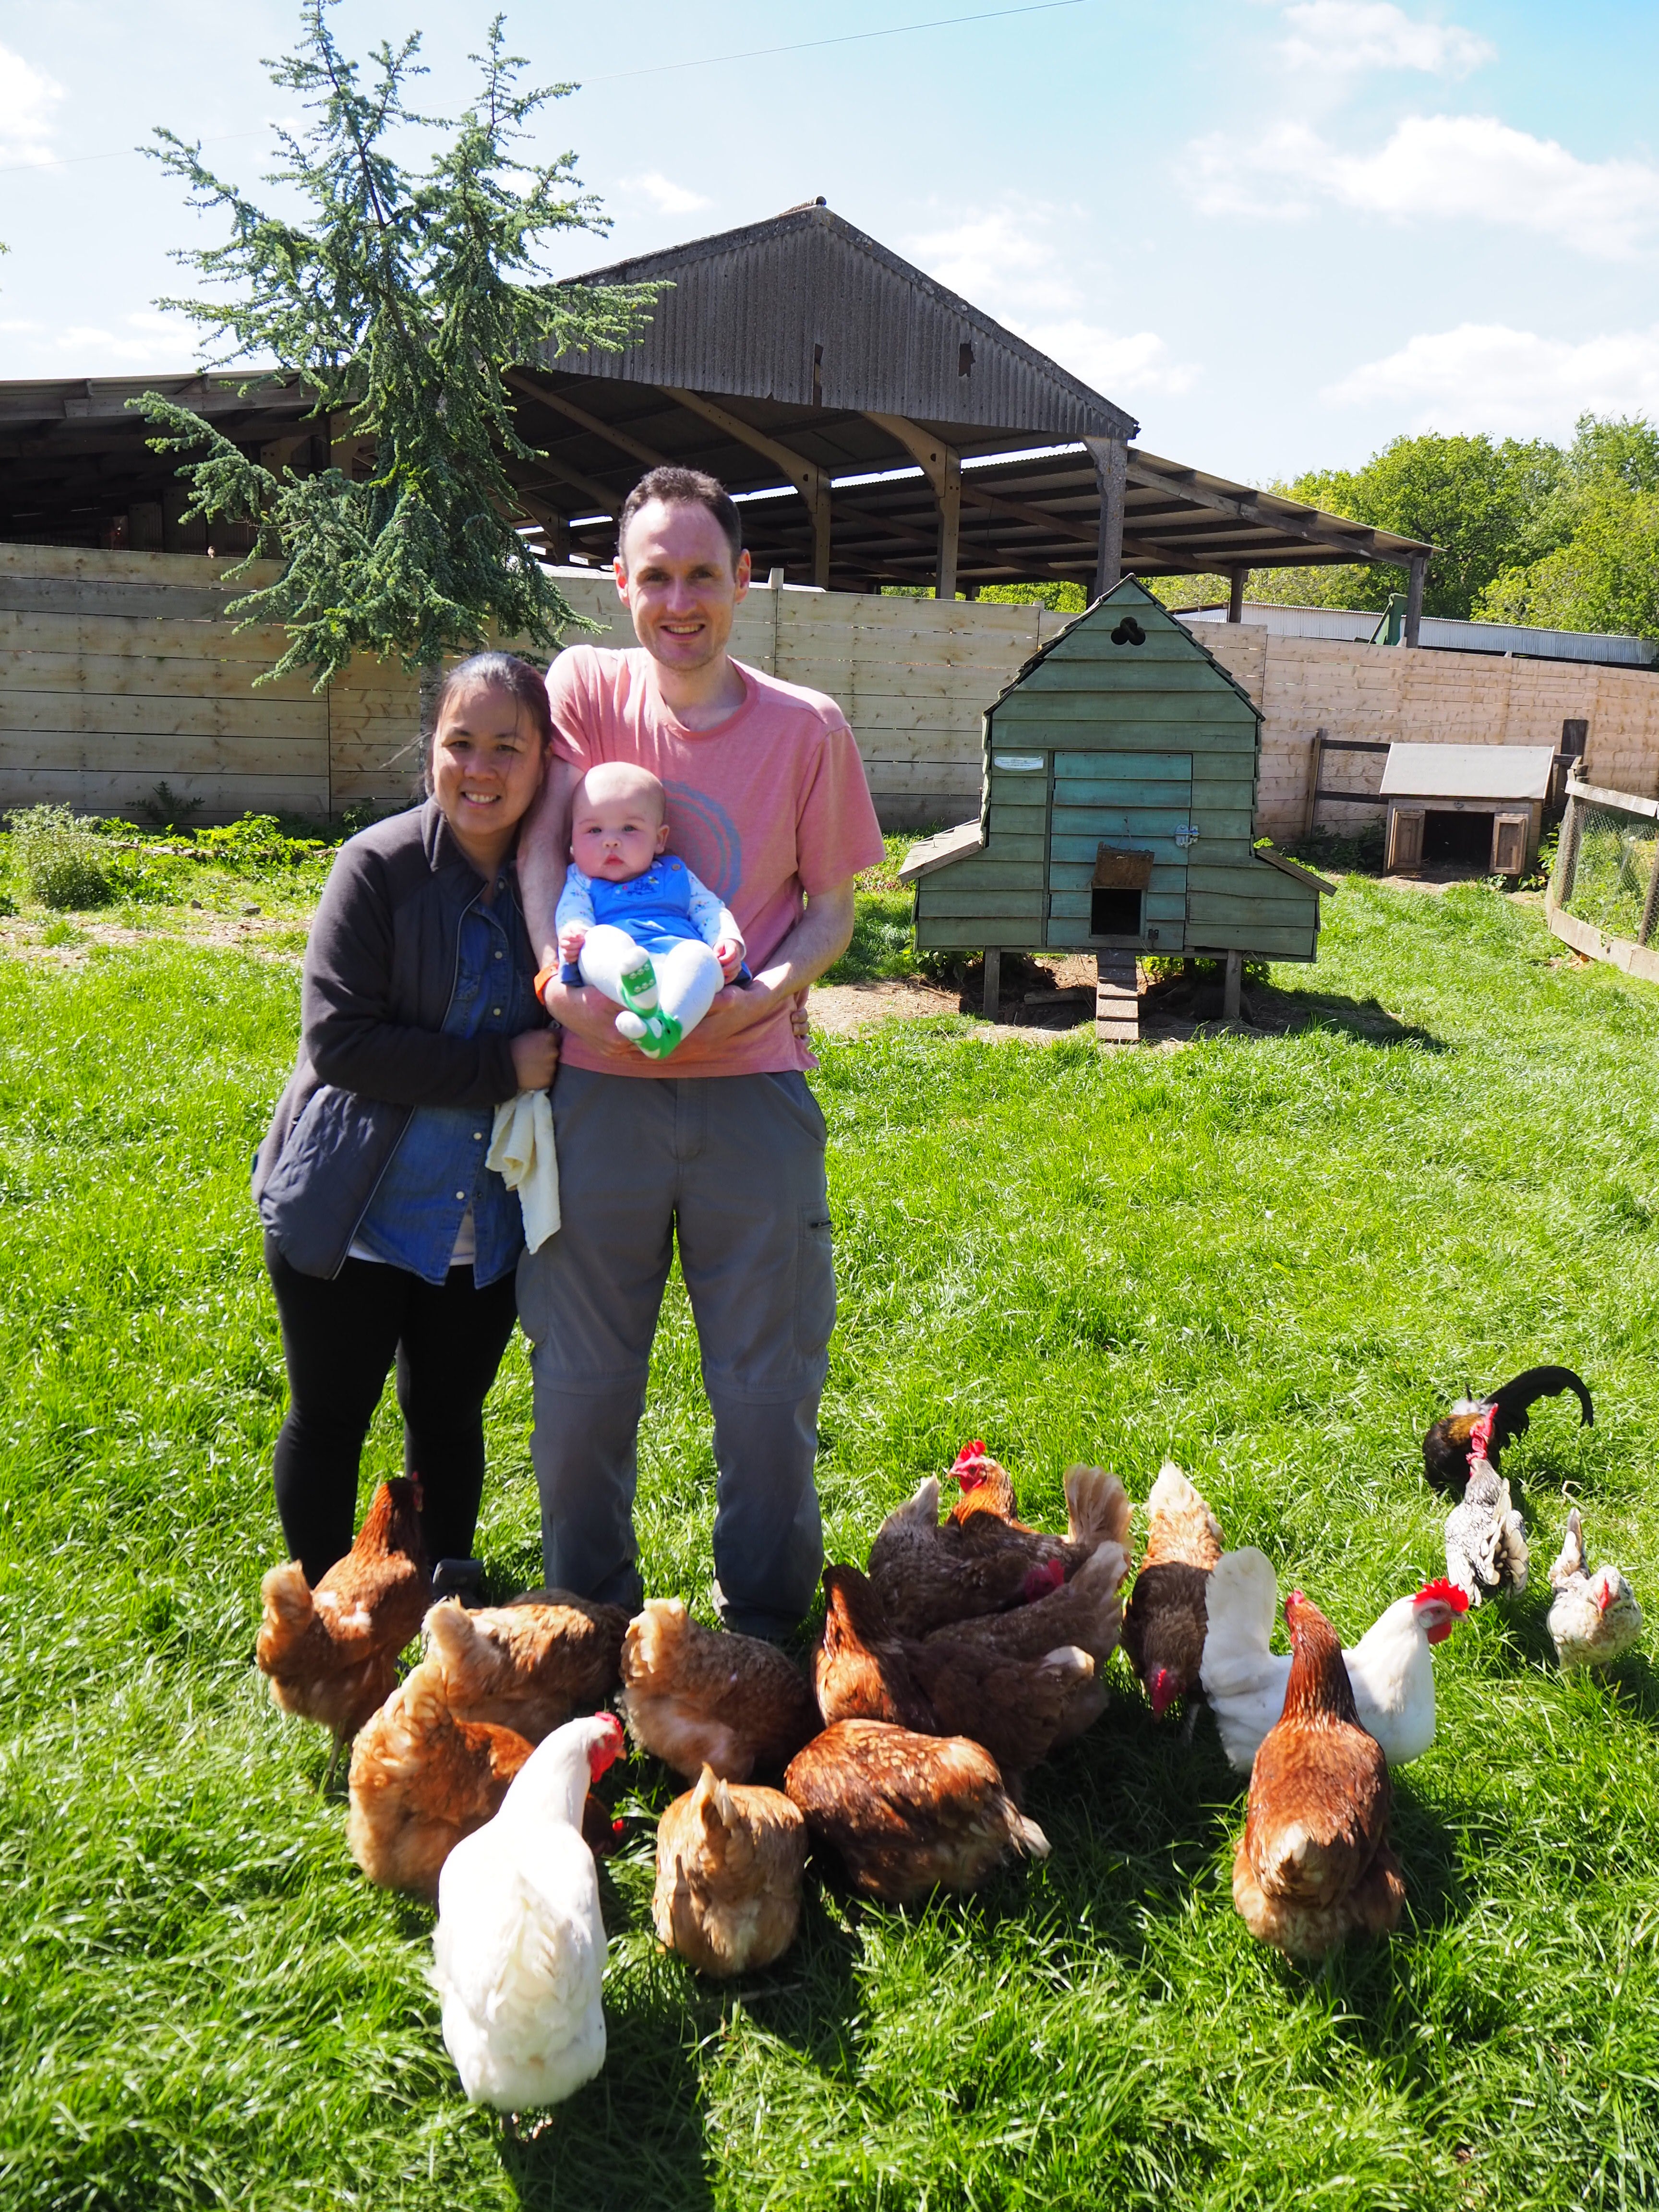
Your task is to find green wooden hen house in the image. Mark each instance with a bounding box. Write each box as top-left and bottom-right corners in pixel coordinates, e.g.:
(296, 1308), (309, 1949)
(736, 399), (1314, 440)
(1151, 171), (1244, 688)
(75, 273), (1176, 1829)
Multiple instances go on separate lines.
(898, 576), (1332, 1040)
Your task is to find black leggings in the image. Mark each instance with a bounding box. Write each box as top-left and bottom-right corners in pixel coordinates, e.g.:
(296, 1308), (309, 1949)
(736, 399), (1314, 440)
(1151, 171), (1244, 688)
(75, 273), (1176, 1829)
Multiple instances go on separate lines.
(264, 1233), (520, 1584)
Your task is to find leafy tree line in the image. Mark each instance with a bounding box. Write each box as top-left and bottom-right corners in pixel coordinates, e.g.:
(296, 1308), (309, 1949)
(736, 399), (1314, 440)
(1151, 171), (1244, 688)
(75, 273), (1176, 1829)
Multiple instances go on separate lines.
(1151, 420), (1659, 636)
(980, 421), (1659, 639)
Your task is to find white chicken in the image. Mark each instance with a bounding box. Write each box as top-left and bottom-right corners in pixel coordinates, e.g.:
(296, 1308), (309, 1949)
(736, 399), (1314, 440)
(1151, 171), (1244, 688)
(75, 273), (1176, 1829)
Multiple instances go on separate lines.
(431, 1711), (625, 2114)
(1201, 1547), (1468, 1771)
(1547, 1507), (1643, 1671)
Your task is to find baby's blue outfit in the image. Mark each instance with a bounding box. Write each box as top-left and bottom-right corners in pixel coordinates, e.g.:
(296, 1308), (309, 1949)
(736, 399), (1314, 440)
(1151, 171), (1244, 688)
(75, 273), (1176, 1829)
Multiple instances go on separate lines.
(558, 854), (726, 956)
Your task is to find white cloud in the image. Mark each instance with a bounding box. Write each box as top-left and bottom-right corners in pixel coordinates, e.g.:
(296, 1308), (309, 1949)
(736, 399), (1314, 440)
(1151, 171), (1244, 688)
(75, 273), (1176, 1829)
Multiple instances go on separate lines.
(907, 204), (1199, 401)
(1324, 322), (1659, 436)
(1020, 317), (1200, 399)
(623, 172), (711, 216)
(0, 41), (62, 164)
(1277, 1), (1494, 76)
(1191, 113), (1659, 257)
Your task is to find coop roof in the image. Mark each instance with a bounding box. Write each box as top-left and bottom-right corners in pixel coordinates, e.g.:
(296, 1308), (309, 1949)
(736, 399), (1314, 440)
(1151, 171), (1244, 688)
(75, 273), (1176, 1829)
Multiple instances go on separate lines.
(990, 574), (1265, 719)
(1379, 743), (1557, 802)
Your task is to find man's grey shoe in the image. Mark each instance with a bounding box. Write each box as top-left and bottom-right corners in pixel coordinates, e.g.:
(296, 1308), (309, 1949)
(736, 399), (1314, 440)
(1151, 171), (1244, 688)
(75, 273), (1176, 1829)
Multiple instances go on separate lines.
(431, 1556), (486, 1609)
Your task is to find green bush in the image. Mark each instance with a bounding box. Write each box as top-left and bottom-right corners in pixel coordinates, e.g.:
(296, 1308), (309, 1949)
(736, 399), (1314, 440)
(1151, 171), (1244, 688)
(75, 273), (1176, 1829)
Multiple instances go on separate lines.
(7, 805), (114, 910)
(190, 815), (327, 869)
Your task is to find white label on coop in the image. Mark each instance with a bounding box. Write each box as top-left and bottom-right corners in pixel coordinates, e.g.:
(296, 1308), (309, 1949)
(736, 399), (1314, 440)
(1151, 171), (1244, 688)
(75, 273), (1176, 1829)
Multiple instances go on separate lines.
(993, 754), (1045, 772)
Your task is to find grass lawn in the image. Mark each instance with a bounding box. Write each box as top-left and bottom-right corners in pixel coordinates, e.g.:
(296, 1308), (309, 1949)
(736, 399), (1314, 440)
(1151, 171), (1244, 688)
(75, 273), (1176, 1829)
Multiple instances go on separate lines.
(3, 873), (1659, 2210)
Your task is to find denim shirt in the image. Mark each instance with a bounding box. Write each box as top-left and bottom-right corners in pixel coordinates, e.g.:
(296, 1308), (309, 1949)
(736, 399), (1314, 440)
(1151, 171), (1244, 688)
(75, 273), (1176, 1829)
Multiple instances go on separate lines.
(351, 871), (539, 1286)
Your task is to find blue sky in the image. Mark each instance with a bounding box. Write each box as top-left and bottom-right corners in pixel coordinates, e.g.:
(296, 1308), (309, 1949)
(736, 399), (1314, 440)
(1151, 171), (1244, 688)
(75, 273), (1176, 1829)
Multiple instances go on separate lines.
(2, 0), (1656, 483)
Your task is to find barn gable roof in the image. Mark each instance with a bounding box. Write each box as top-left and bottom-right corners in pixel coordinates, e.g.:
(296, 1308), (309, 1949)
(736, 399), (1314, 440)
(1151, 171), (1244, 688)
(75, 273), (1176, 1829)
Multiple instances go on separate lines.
(553, 201), (1138, 446)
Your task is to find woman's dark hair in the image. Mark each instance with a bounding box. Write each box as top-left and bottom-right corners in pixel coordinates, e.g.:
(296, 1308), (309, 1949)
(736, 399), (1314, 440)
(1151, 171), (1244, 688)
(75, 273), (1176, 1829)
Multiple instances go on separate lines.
(422, 651), (554, 791)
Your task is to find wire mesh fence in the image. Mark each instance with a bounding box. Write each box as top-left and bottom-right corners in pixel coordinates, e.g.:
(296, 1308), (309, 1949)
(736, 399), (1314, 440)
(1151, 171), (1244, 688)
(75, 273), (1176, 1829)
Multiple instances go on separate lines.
(1563, 799), (1659, 943)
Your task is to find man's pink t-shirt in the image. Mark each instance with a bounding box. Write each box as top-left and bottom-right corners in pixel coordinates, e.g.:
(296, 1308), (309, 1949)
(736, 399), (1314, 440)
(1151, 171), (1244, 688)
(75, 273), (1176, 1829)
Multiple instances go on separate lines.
(545, 644), (886, 1078)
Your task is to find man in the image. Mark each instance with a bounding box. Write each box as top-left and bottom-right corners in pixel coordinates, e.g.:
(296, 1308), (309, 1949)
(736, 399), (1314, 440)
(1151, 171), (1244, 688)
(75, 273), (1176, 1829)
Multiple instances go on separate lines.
(518, 466), (885, 1638)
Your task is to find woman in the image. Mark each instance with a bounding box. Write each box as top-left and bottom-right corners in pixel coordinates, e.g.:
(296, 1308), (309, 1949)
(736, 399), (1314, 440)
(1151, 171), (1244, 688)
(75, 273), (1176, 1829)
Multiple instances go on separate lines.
(253, 652), (559, 1599)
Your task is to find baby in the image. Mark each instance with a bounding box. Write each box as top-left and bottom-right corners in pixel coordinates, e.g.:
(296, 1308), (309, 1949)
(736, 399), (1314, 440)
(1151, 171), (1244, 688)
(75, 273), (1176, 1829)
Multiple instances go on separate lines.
(555, 761), (745, 1059)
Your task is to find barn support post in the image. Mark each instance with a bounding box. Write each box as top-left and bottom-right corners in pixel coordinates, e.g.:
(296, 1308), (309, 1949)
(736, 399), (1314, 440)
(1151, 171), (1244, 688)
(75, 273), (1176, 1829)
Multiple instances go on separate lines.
(1223, 950), (1243, 1022)
(1404, 553), (1428, 646)
(669, 385), (832, 586)
(1084, 435), (1128, 598)
(1226, 568), (1246, 622)
(865, 414), (961, 598)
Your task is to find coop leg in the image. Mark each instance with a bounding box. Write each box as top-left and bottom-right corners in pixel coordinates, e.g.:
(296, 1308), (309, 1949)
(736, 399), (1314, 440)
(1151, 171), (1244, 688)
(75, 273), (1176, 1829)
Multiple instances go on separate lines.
(982, 947), (1000, 1020)
(1223, 950), (1242, 1023)
(1095, 950), (1139, 1046)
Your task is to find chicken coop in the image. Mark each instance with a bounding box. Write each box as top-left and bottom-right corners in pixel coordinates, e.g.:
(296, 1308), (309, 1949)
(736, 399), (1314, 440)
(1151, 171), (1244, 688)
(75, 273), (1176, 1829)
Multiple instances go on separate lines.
(898, 576), (1333, 1040)
(1380, 743), (1559, 876)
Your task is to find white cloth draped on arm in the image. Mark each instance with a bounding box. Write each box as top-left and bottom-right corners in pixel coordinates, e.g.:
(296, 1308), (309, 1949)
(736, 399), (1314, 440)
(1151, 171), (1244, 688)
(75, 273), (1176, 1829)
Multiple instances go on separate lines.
(487, 1090), (561, 1252)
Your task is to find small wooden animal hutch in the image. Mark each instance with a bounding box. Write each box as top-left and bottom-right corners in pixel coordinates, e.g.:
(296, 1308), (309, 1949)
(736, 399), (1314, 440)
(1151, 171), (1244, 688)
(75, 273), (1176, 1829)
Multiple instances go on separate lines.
(899, 577), (1332, 1040)
(1379, 742), (1556, 877)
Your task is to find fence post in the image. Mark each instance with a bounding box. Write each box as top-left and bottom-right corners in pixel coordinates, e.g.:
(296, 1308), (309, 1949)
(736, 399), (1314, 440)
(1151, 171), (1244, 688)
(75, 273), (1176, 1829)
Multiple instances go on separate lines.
(1555, 793), (1582, 906)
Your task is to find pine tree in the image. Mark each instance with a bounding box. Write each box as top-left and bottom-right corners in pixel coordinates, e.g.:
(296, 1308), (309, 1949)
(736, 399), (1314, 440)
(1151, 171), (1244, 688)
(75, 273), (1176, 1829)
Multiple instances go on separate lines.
(131, 3), (653, 689)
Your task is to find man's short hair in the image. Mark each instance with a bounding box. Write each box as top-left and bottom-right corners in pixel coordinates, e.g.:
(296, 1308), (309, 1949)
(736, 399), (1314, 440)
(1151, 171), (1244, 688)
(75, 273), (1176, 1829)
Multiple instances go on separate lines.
(618, 466), (743, 573)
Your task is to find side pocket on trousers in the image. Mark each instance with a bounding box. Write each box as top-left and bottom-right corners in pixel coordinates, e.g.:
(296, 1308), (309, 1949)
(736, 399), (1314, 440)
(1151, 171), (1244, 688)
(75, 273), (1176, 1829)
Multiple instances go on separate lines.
(794, 1208), (836, 1359)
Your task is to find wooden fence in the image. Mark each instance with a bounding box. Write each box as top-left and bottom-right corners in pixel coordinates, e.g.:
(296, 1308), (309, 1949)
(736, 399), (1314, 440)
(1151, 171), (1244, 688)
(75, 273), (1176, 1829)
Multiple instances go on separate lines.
(0, 543), (1053, 828)
(1195, 625), (1659, 844)
(10, 540), (1659, 837)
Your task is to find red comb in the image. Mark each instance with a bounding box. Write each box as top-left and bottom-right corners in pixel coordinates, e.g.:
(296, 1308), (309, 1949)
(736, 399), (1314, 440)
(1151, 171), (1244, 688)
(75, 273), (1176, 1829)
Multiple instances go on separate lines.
(1468, 1407), (1498, 1458)
(950, 1440), (987, 1468)
(1414, 1577), (1470, 1613)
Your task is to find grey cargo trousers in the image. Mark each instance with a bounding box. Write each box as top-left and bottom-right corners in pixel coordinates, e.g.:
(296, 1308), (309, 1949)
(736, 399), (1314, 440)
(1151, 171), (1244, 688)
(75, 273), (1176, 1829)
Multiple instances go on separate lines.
(516, 1065), (832, 1636)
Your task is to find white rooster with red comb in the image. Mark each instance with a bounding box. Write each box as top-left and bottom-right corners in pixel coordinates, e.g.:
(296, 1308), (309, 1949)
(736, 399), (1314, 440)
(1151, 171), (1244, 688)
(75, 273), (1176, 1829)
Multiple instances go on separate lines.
(1201, 1547), (1469, 1770)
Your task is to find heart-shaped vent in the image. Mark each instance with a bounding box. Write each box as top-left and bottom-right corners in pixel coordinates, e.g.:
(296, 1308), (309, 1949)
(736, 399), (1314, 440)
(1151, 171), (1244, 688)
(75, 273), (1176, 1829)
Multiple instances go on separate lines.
(1110, 617), (1146, 646)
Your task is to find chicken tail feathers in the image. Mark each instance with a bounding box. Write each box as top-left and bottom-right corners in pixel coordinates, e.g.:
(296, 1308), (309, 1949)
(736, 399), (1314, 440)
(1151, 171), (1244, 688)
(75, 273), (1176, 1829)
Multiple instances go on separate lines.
(1011, 1809), (1051, 1861)
(256, 1561), (314, 1667)
(1488, 1365), (1594, 1444)
(1063, 1466), (1131, 1551)
(1200, 1547), (1279, 1694)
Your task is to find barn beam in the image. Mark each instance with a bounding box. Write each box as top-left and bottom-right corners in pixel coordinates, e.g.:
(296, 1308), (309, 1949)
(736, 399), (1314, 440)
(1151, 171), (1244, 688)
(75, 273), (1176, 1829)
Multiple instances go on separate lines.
(505, 371), (668, 472)
(1084, 434), (1128, 597)
(1126, 452), (1429, 566)
(664, 387), (831, 588)
(865, 413), (962, 598)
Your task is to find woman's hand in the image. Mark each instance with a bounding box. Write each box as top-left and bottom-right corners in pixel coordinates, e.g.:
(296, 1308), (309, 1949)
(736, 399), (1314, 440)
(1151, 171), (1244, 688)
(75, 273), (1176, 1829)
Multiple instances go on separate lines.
(510, 1027), (561, 1091)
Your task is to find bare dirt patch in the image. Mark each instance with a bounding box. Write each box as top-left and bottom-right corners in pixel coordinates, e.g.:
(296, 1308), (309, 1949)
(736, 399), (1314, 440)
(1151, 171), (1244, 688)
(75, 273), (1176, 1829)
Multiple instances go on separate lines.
(0, 912), (308, 967)
(809, 977), (962, 1034)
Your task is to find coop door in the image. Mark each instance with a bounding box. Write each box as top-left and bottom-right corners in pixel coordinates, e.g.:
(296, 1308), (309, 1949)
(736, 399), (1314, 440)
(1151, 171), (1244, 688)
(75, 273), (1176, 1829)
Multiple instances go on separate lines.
(1046, 751), (1194, 950)
(1491, 812), (1528, 875)
(1387, 807), (1425, 870)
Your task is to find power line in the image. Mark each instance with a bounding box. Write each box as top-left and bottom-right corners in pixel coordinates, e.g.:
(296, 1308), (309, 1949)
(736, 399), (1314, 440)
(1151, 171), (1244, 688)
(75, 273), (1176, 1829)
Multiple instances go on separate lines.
(585, 0), (1086, 84)
(0, 0), (1086, 178)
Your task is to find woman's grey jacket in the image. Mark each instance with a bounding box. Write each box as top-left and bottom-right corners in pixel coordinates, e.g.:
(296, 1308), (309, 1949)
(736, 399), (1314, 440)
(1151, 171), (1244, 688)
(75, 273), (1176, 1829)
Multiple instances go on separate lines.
(253, 801), (533, 1280)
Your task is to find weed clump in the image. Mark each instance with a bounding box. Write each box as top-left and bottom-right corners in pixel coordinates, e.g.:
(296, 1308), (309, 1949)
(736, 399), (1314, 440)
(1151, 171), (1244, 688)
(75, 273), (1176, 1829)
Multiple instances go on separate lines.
(8, 805), (114, 910)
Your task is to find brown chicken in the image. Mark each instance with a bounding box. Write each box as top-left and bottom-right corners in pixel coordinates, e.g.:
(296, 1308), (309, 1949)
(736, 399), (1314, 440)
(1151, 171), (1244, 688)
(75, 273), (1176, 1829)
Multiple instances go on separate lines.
(868, 1459), (1127, 1636)
(255, 1477), (431, 1765)
(619, 1598), (820, 1782)
(813, 1564), (1093, 1785)
(652, 1765), (807, 1978)
(921, 1538), (1130, 1743)
(422, 1589), (628, 1743)
(784, 1719), (1049, 1904)
(1232, 1591), (1407, 1960)
(1120, 1461), (1223, 1719)
(346, 1660), (532, 1898)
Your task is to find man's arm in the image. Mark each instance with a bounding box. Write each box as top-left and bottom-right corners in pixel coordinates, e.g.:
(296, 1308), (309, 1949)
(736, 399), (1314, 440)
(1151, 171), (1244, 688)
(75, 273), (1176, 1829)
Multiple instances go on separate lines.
(518, 752), (579, 973)
(541, 878), (855, 1057)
